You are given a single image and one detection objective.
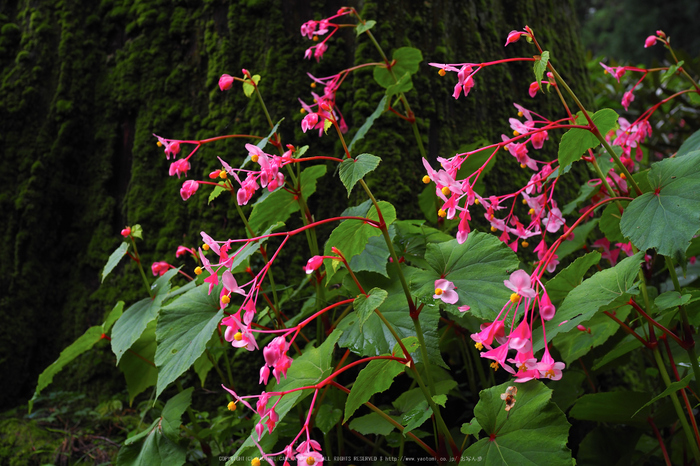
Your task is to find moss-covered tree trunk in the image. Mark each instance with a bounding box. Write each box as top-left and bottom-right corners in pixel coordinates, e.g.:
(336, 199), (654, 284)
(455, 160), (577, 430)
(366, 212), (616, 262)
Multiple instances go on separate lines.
(0, 0), (591, 409)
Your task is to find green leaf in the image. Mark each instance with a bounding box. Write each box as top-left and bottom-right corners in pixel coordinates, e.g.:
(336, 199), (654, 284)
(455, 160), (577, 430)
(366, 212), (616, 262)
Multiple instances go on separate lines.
(535, 252), (643, 352)
(555, 219), (599, 260)
(545, 252), (602, 304)
(599, 201), (628, 243)
(355, 20), (376, 35)
(154, 283), (224, 398)
(552, 305), (631, 364)
(373, 47), (423, 89)
(558, 109), (619, 170)
(348, 96), (388, 152)
(533, 51), (550, 90)
(338, 153), (381, 197)
(111, 268), (178, 364)
(255, 118), (283, 152)
(631, 374), (693, 418)
(29, 325), (103, 413)
(661, 60), (683, 84)
(118, 321), (158, 404)
(102, 242), (128, 282)
(570, 391), (651, 426)
(348, 412), (396, 436)
(193, 334), (224, 387)
(117, 388), (192, 466)
(418, 184), (438, 224)
(677, 128), (700, 157)
(249, 165), (326, 232)
(323, 201), (397, 284)
(393, 336), (420, 359)
(408, 234), (520, 320)
(461, 381), (572, 465)
(103, 301), (124, 333)
(353, 287), (388, 330)
(562, 180), (598, 215)
(655, 290), (692, 311)
(592, 334), (643, 370)
(231, 330), (343, 460)
(386, 72), (413, 99)
(208, 182), (227, 204)
(316, 404), (342, 435)
(344, 357), (406, 422)
(461, 418), (482, 436)
(323, 118), (333, 134)
(393, 380), (456, 434)
(620, 151), (700, 258)
(242, 74), (260, 98)
(349, 234), (391, 277)
(131, 224), (143, 240)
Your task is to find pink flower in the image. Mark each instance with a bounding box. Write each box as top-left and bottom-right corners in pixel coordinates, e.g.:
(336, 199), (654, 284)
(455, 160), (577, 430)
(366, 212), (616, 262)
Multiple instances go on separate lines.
(154, 134), (181, 159)
(218, 74), (234, 91)
(175, 245), (193, 258)
(151, 261), (170, 276)
(542, 205), (565, 233)
(471, 319), (506, 349)
(296, 450), (324, 466)
(528, 81), (540, 98)
(504, 30), (525, 46)
(539, 289), (556, 320)
(168, 158), (190, 178)
(434, 279), (458, 304)
(536, 348), (565, 380)
(456, 209), (471, 244)
(508, 319), (532, 353)
(180, 180), (199, 201)
(508, 350), (539, 382)
(530, 130), (549, 149)
(458, 305), (471, 313)
(301, 112), (319, 133)
(222, 311), (258, 351)
(304, 256), (324, 274)
(121, 227), (131, 237)
(644, 35), (657, 48)
(599, 62), (626, 83)
(222, 270), (246, 296)
(504, 270), (537, 299)
(481, 344), (515, 374)
(622, 90), (635, 111)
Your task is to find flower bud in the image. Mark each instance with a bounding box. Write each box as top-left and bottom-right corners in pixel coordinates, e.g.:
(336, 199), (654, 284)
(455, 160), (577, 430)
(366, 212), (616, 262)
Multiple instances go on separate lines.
(218, 74), (234, 91)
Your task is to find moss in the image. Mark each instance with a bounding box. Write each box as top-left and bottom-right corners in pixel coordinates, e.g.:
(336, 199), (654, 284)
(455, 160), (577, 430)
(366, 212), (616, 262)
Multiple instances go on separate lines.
(0, 418), (60, 465)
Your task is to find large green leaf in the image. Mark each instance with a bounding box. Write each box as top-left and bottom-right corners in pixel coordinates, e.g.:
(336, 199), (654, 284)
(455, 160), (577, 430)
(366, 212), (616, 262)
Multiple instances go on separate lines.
(599, 201), (628, 244)
(408, 233), (520, 320)
(155, 283), (224, 398)
(118, 321), (158, 405)
(545, 252), (601, 304)
(558, 109), (619, 170)
(228, 330), (342, 465)
(337, 291), (446, 368)
(348, 96), (388, 152)
(534, 252), (643, 352)
(373, 47), (423, 89)
(569, 391), (651, 426)
(677, 128), (700, 157)
(353, 287), (388, 330)
(111, 268), (178, 364)
(461, 381), (572, 465)
(248, 165), (326, 232)
(348, 412), (396, 436)
(620, 150), (700, 258)
(102, 242), (129, 282)
(338, 153), (381, 196)
(592, 334), (644, 370)
(344, 357), (406, 422)
(349, 234), (391, 277)
(116, 388), (192, 466)
(323, 201), (396, 284)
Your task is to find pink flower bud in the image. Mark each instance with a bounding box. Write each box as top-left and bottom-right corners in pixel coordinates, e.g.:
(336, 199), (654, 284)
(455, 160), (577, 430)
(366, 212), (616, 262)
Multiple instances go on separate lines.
(577, 324), (587, 332)
(528, 81), (540, 98)
(121, 226), (131, 237)
(304, 255), (324, 274)
(151, 261), (170, 276)
(218, 74), (234, 91)
(180, 180), (199, 201)
(504, 30), (523, 46)
(644, 35), (657, 48)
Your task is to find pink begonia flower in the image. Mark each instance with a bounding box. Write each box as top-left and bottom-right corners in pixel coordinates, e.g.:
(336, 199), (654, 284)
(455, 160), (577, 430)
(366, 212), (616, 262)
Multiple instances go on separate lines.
(180, 180), (199, 201)
(456, 209), (471, 244)
(538, 288), (556, 320)
(530, 130), (549, 149)
(481, 344), (515, 374)
(471, 319), (506, 349)
(200, 231), (221, 255)
(599, 62), (626, 83)
(452, 65), (475, 99)
(222, 311), (258, 351)
(154, 134), (181, 159)
(151, 261), (170, 276)
(644, 35), (657, 48)
(175, 245), (193, 258)
(504, 270), (537, 299)
(304, 255), (324, 274)
(301, 112), (319, 133)
(504, 30), (525, 46)
(222, 270), (246, 296)
(508, 319), (532, 353)
(536, 348), (565, 380)
(168, 158), (190, 178)
(434, 279), (458, 304)
(218, 74), (234, 91)
(528, 81), (540, 98)
(508, 349), (539, 382)
(296, 450), (324, 466)
(622, 90), (635, 111)
(121, 227), (131, 237)
(542, 205), (565, 233)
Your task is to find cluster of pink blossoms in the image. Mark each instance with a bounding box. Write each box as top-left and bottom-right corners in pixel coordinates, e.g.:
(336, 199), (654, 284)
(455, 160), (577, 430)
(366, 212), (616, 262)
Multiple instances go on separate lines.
(300, 8), (352, 62)
(299, 72), (348, 136)
(471, 269), (564, 381)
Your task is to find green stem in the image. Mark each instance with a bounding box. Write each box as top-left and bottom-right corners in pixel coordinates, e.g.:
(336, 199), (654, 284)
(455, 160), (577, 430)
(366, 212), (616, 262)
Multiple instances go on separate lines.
(664, 256), (700, 386)
(220, 337), (235, 388)
(652, 347), (700, 462)
(129, 237), (153, 298)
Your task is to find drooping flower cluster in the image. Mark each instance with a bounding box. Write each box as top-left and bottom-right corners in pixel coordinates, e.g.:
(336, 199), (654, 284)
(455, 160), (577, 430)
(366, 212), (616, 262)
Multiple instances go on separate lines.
(300, 8), (352, 62)
(300, 72), (348, 136)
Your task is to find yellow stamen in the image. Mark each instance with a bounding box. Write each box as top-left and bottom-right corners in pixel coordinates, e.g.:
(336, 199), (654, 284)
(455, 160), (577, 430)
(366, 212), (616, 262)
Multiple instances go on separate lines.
(221, 295), (230, 304)
(520, 163), (526, 168)
(545, 369), (556, 379)
(510, 293), (520, 303)
(227, 401), (237, 411)
(438, 68), (446, 76)
(252, 458), (261, 466)
(490, 362), (499, 371)
(518, 363), (528, 372)
(441, 186), (451, 196)
(422, 175), (431, 184)
(306, 457), (316, 466)
(475, 342), (483, 350)
(300, 108), (306, 114)
(194, 266), (202, 275)
(310, 82), (316, 88)
(513, 130), (519, 136)
(219, 170), (227, 179)
(521, 241), (529, 248)
(490, 226), (497, 232)
(438, 209), (447, 218)
(435, 288), (444, 295)
(251, 154), (259, 163)
(517, 111), (523, 117)
(620, 173), (626, 179)
(604, 69), (609, 74)
(474, 198), (480, 205)
(528, 208), (535, 215)
(522, 198), (527, 204)
(504, 145), (509, 152)
(202, 244), (210, 251)
(234, 332), (243, 341)
(156, 141), (163, 147)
